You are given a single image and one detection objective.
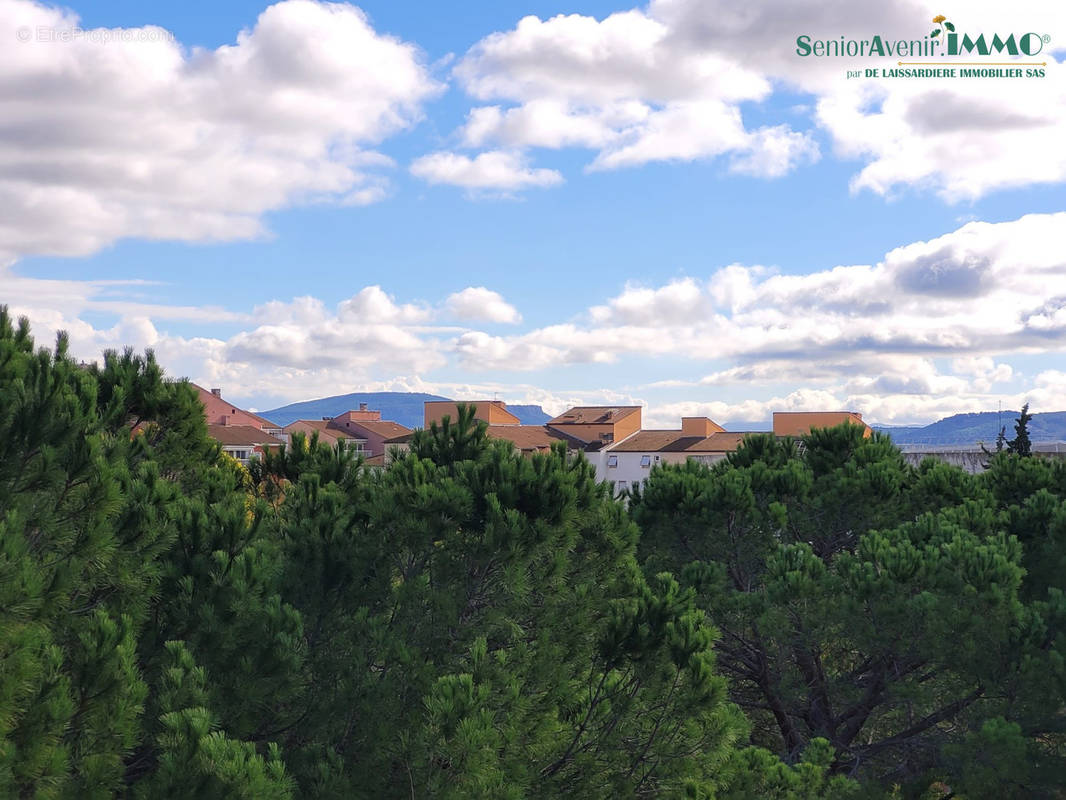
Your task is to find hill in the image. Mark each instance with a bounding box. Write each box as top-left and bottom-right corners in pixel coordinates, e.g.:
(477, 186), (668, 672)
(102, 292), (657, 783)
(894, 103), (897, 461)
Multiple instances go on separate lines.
(261, 392), (550, 429)
(875, 411), (1066, 445)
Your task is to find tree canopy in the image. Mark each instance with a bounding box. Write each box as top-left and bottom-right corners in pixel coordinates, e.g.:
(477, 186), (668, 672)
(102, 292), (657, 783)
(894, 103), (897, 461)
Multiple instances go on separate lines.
(2, 311), (1063, 798)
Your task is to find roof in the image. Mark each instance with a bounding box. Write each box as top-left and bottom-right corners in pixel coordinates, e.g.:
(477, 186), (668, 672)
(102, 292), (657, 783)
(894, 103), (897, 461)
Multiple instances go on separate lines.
(340, 419), (411, 439)
(207, 424), (281, 447)
(609, 430), (689, 452)
(665, 432), (749, 453)
(424, 400), (522, 426)
(285, 419), (362, 446)
(609, 430), (750, 453)
(548, 406), (642, 425)
(486, 425), (572, 451)
(192, 383), (281, 430)
(363, 453), (387, 468)
(384, 431), (416, 444)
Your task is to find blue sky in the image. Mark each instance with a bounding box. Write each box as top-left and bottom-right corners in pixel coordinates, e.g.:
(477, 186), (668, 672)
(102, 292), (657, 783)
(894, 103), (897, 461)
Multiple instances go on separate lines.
(3, 0), (1066, 425)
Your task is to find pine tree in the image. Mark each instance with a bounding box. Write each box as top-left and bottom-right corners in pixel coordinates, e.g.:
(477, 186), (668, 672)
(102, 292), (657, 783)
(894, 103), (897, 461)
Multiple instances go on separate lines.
(1007, 402), (1033, 457)
(260, 406), (764, 797)
(629, 423), (1062, 794)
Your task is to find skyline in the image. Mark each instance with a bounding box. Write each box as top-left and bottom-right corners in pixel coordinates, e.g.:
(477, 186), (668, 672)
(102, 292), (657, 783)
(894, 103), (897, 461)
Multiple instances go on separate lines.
(3, 0), (1066, 427)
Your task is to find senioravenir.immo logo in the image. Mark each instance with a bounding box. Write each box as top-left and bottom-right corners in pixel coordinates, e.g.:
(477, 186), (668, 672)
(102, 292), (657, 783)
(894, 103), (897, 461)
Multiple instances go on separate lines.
(796, 13), (1051, 79)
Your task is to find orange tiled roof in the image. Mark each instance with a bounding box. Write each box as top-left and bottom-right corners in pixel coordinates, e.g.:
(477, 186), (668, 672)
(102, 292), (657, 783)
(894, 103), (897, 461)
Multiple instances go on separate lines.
(207, 424), (281, 447)
(548, 406), (641, 425)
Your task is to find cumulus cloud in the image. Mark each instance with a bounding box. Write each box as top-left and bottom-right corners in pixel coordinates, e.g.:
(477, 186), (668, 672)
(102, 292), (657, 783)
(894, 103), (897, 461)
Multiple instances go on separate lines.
(410, 150), (562, 191)
(447, 0), (1066, 198)
(0, 0), (440, 264)
(445, 287), (522, 323)
(448, 212), (1066, 423)
(451, 7), (815, 176)
(5, 211), (1066, 425)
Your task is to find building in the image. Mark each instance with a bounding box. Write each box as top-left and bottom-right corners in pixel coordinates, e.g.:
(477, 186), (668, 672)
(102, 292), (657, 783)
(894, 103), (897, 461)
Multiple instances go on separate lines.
(772, 411), (871, 438)
(207, 424), (282, 466)
(424, 400), (522, 427)
(193, 383), (285, 461)
(283, 403), (411, 459)
(599, 420), (747, 495)
(545, 406), (642, 447)
(283, 419), (366, 452)
(327, 404), (411, 457)
(193, 384), (283, 437)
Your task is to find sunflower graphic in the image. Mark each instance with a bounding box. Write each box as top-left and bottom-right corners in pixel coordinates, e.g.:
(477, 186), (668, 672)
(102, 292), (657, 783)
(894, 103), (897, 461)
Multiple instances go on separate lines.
(930, 14), (955, 38)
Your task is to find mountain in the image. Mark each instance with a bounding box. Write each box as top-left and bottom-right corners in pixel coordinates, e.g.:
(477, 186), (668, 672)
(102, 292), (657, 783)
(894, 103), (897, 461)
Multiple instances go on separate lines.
(875, 411), (1066, 445)
(506, 405), (552, 425)
(722, 420), (772, 432)
(260, 392), (551, 429)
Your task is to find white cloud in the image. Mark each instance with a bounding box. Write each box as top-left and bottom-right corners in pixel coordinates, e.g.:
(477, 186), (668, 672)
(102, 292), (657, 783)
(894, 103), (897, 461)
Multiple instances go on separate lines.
(451, 8), (814, 176)
(0, 0), (440, 263)
(410, 150), (562, 190)
(5, 211), (1066, 426)
(447, 213), (1066, 405)
(448, 0), (1066, 198)
(445, 287), (522, 323)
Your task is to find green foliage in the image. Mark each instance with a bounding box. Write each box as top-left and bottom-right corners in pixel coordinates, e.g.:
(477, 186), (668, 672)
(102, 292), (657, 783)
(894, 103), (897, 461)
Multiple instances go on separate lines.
(5, 312), (1062, 799)
(631, 423), (1066, 796)
(262, 407), (753, 797)
(1007, 402), (1033, 457)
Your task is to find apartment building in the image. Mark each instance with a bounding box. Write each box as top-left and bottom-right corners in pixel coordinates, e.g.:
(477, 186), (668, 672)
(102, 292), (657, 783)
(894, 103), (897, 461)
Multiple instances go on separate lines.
(283, 403), (411, 458)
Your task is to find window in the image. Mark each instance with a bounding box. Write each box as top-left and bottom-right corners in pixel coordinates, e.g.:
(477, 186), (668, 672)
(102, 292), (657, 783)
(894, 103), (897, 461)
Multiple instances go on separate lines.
(231, 450), (248, 461)
(617, 480), (627, 490)
(607, 455), (618, 467)
(640, 455), (652, 467)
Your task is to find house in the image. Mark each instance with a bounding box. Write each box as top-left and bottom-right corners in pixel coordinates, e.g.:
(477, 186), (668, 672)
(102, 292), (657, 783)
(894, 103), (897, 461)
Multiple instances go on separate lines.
(423, 400), (583, 457)
(283, 403), (412, 459)
(329, 404), (411, 457)
(283, 419), (365, 452)
(193, 383), (285, 460)
(545, 406), (642, 447)
(193, 384), (283, 437)
(424, 400), (521, 427)
(599, 418), (746, 495)
(208, 424), (282, 466)
(772, 411), (871, 438)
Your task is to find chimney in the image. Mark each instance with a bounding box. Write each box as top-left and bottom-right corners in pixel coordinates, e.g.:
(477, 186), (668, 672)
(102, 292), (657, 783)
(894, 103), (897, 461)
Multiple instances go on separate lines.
(211, 388), (222, 397)
(682, 417), (724, 437)
(359, 402), (368, 411)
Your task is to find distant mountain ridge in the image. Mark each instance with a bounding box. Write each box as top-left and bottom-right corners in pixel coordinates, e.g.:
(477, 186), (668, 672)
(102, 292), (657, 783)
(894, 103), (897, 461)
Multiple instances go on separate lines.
(724, 412), (1066, 445)
(261, 392), (551, 429)
(873, 411), (1066, 446)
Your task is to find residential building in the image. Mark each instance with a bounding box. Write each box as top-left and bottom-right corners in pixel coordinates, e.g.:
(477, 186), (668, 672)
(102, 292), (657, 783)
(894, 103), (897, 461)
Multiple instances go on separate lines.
(601, 420), (746, 495)
(424, 400), (521, 427)
(545, 406), (642, 447)
(283, 403), (411, 458)
(193, 384), (283, 437)
(772, 411), (871, 438)
(328, 404), (410, 457)
(207, 424), (282, 466)
(283, 419), (366, 452)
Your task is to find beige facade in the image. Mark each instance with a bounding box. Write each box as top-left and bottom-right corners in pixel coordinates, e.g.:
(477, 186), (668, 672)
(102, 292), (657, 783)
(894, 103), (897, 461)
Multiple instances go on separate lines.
(424, 400), (521, 427)
(772, 411), (871, 438)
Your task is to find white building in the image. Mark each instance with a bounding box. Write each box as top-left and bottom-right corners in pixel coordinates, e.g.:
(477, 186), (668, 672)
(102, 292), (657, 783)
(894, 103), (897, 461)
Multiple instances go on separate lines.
(599, 418), (747, 495)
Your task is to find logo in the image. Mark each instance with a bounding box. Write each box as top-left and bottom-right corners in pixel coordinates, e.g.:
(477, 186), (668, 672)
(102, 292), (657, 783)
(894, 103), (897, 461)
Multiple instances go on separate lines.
(795, 12), (1050, 79)
(795, 14), (1049, 60)
(930, 15), (954, 39)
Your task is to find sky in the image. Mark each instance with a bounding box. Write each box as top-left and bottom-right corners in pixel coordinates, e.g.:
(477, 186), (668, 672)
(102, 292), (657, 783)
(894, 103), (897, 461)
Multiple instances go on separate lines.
(2, 0), (1066, 426)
